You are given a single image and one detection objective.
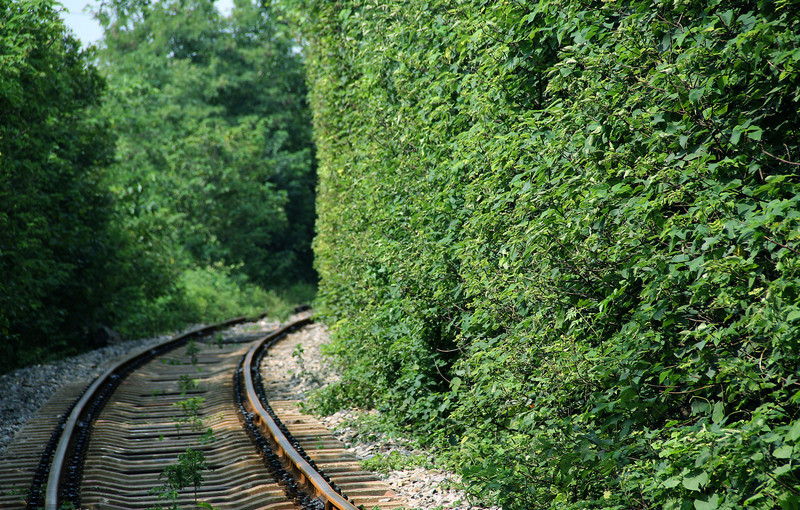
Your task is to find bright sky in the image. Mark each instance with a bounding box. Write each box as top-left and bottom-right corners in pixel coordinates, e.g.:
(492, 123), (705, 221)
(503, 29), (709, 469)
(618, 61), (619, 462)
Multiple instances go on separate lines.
(58, 0), (235, 47)
(58, 0), (103, 47)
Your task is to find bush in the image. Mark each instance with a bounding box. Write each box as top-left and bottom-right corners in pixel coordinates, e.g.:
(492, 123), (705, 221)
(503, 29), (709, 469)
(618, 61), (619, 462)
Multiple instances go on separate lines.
(288, 0), (800, 507)
(114, 264), (297, 337)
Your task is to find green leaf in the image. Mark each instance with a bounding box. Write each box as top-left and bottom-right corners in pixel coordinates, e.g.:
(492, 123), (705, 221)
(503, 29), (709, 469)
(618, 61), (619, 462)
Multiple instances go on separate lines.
(730, 125), (745, 145)
(787, 420), (800, 442)
(712, 402), (724, 424)
(691, 400), (710, 416)
(774, 445), (794, 459)
(694, 494), (720, 510)
(773, 464), (793, 477)
(682, 471), (709, 491)
(747, 126), (763, 141)
(778, 492), (800, 510)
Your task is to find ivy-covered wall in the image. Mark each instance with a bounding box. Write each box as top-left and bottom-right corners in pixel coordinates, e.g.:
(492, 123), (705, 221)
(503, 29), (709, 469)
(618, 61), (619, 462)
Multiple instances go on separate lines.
(290, 0), (800, 507)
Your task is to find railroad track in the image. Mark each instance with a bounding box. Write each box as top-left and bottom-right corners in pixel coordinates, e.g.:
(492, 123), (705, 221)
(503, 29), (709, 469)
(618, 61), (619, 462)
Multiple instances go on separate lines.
(0, 316), (403, 510)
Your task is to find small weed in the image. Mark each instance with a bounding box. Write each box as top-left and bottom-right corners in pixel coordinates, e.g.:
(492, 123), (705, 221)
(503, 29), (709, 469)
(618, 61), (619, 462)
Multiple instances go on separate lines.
(199, 427), (216, 444)
(185, 340), (200, 365)
(291, 343), (321, 385)
(174, 396), (204, 417)
(3, 485), (26, 496)
(291, 343), (304, 359)
(173, 397), (206, 434)
(359, 450), (430, 474)
(178, 374), (199, 396)
(149, 447), (208, 508)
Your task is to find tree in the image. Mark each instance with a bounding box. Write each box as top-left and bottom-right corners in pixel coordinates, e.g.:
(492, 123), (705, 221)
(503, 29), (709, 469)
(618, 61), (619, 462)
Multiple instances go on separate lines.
(95, 0), (316, 290)
(0, 0), (118, 371)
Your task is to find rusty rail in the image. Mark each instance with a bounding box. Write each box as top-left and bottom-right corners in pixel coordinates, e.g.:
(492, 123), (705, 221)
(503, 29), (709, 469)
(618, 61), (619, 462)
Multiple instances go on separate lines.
(241, 318), (359, 510)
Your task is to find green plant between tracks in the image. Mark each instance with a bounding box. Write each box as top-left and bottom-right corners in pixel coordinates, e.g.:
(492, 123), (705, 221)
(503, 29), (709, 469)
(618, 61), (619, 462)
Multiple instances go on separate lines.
(147, 448), (213, 510)
(148, 336), (219, 509)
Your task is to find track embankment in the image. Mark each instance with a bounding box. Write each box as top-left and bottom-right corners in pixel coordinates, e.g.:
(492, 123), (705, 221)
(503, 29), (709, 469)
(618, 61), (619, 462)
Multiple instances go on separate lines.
(0, 315), (405, 510)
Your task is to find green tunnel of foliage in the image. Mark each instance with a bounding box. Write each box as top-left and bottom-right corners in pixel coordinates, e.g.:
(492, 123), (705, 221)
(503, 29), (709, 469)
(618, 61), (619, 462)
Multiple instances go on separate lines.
(96, 0), (316, 290)
(1, 0), (316, 372)
(290, 0), (800, 508)
(93, 0), (318, 335)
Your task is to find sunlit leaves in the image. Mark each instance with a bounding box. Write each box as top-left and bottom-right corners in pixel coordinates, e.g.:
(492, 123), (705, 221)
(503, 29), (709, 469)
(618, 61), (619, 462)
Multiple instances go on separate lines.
(293, 0), (800, 508)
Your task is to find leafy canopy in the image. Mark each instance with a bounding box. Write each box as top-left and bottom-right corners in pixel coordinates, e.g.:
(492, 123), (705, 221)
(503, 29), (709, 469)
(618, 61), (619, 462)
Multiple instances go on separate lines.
(96, 0), (316, 291)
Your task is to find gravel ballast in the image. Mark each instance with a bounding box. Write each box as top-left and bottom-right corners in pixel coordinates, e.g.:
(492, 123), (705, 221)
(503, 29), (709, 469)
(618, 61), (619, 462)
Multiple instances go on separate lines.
(264, 322), (497, 510)
(0, 332), (173, 457)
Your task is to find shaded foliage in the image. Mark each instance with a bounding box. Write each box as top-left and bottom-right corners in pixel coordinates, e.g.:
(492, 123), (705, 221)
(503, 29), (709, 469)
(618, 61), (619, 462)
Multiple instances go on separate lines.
(0, 0), (118, 369)
(96, 0), (316, 291)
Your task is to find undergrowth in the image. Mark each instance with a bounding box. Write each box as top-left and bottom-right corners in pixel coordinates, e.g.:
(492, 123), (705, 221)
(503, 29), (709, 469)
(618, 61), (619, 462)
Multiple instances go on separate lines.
(360, 450), (431, 474)
(115, 265), (312, 338)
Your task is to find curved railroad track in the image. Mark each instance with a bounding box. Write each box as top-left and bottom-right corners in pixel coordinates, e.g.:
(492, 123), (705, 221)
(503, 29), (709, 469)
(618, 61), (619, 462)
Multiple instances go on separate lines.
(0, 315), (402, 510)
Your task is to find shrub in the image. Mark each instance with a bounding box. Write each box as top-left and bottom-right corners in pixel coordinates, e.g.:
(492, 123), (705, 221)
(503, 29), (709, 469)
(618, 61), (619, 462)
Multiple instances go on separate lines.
(289, 0), (800, 507)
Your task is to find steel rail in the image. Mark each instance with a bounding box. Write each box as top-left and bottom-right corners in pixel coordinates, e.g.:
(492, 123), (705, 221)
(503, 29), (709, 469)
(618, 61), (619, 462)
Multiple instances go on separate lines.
(242, 317), (358, 510)
(42, 315), (255, 510)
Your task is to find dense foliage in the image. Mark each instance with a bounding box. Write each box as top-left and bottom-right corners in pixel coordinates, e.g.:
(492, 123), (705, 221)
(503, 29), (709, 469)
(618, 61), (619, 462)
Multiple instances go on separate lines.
(94, 0), (316, 332)
(0, 0), (119, 368)
(0, 0), (316, 373)
(97, 0), (315, 285)
(290, 0), (800, 508)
